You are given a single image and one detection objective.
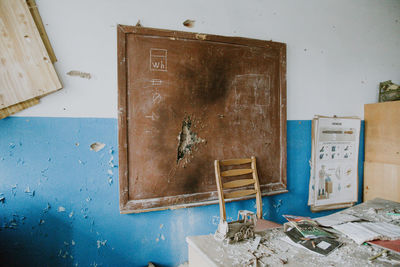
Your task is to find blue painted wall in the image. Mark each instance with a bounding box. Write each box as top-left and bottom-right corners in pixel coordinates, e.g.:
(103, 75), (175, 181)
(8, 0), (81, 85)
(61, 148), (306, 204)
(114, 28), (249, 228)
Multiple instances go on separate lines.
(0, 118), (364, 267)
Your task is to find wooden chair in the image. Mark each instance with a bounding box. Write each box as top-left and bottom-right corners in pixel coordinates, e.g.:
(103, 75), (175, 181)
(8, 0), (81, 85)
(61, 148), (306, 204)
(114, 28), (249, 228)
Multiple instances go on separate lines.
(214, 156), (281, 230)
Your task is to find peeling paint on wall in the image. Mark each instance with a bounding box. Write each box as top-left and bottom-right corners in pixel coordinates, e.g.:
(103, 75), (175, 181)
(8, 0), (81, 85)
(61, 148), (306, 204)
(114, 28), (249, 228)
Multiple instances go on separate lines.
(182, 19), (195, 28)
(96, 240), (107, 249)
(66, 70), (92, 79)
(90, 142), (105, 152)
(58, 206), (66, 212)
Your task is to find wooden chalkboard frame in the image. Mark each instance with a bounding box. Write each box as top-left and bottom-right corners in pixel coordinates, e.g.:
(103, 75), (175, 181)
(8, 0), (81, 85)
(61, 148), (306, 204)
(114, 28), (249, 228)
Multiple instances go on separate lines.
(118, 25), (287, 214)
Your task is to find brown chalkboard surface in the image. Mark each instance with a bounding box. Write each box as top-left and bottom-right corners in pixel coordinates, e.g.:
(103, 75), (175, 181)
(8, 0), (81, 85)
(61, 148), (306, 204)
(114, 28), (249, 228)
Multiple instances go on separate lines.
(118, 25), (287, 213)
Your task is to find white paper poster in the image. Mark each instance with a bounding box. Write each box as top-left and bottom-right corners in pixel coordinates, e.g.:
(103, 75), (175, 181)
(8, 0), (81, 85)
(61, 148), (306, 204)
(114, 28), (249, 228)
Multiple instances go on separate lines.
(308, 116), (361, 210)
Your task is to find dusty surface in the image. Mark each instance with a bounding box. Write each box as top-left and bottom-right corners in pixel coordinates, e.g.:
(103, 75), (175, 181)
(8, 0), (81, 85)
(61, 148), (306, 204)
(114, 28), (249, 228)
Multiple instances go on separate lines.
(342, 198), (400, 226)
(188, 230), (398, 267)
(187, 199), (400, 267)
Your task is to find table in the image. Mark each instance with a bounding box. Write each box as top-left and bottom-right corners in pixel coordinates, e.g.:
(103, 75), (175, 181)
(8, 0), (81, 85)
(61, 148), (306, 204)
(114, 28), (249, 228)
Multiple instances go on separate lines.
(186, 198), (400, 267)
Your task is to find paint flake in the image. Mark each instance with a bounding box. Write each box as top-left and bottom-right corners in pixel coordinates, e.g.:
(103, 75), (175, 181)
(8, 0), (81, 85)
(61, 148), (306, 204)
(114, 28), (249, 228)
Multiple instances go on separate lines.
(183, 19), (195, 28)
(67, 70), (92, 79)
(43, 203), (51, 213)
(108, 155), (115, 167)
(90, 142), (105, 152)
(58, 206), (66, 212)
(24, 187), (35, 197)
(11, 184), (17, 196)
(96, 240), (107, 248)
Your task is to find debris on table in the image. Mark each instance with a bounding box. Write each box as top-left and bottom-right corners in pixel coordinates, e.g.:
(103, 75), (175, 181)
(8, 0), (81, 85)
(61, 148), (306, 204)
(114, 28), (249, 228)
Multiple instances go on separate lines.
(215, 210), (256, 244)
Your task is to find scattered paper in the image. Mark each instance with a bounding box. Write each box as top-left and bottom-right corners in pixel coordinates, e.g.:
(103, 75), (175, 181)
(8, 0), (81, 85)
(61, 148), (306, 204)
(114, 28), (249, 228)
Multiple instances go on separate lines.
(317, 241), (331, 250)
(315, 213), (360, 227)
(333, 222), (400, 245)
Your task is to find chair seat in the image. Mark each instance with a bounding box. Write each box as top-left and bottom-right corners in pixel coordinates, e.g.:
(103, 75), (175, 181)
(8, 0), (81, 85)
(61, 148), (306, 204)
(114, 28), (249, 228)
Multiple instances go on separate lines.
(254, 218), (282, 232)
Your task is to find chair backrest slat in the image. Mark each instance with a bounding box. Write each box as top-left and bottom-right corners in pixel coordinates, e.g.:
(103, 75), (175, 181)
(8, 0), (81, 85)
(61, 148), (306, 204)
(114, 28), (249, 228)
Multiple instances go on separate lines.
(220, 168), (253, 177)
(224, 189), (257, 199)
(220, 158), (252, 166)
(223, 179), (255, 189)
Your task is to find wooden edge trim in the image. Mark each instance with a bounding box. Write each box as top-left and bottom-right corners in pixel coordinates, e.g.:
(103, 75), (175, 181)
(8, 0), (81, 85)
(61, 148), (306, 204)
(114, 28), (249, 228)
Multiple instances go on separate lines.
(310, 202), (355, 212)
(26, 0), (57, 63)
(279, 43), (287, 188)
(118, 25), (129, 212)
(119, 185), (288, 214)
(117, 25), (286, 49)
(0, 97), (39, 119)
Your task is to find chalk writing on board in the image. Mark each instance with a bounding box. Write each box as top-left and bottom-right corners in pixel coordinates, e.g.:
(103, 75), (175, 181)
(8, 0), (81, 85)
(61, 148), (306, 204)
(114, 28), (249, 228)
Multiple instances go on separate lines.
(152, 92), (162, 104)
(150, 79), (162, 85)
(145, 111), (160, 121)
(150, 48), (168, 71)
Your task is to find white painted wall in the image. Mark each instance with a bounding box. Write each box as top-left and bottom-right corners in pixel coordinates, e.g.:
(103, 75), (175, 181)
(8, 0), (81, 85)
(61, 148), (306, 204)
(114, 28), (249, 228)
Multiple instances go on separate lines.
(16, 0), (400, 119)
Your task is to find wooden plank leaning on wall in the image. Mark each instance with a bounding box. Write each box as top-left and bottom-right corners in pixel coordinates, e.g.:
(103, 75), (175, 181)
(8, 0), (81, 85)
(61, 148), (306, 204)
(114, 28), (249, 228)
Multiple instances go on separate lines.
(0, 0), (61, 119)
(364, 101), (400, 202)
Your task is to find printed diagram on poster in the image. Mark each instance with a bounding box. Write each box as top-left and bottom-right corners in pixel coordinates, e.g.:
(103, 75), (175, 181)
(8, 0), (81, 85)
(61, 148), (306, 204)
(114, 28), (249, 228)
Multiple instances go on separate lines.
(308, 116), (361, 211)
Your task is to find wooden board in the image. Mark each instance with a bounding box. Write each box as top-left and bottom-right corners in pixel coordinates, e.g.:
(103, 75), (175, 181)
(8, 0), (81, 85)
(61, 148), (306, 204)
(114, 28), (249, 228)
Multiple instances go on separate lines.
(0, 97), (39, 119)
(364, 101), (400, 165)
(118, 25), (287, 213)
(26, 0), (57, 63)
(364, 161), (400, 202)
(0, 0), (62, 111)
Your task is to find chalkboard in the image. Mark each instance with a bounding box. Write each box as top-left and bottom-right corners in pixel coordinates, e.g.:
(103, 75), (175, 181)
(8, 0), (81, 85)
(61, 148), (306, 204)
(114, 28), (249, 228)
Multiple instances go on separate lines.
(118, 25), (287, 213)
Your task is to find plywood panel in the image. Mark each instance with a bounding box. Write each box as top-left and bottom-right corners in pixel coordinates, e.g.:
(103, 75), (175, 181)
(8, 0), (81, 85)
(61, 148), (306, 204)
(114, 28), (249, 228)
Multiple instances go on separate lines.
(364, 161), (400, 202)
(364, 101), (400, 165)
(26, 0), (57, 63)
(0, 0), (62, 110)
(118, 26), (287, 213)
(0, 97), (39, 119)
